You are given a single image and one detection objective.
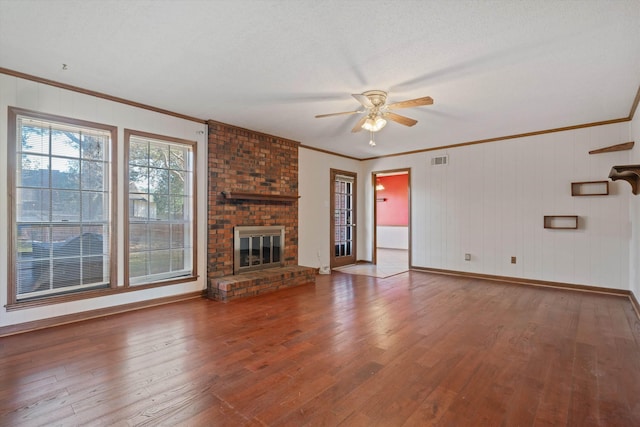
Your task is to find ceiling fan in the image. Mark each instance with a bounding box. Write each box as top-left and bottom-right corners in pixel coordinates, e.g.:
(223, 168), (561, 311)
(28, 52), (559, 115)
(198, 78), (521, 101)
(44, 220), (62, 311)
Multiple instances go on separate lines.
(315, 90), (434, 134)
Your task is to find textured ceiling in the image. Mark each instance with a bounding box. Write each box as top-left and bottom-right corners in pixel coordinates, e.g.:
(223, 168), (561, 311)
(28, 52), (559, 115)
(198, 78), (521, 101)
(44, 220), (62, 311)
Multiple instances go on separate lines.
(1, 0), (639, 159)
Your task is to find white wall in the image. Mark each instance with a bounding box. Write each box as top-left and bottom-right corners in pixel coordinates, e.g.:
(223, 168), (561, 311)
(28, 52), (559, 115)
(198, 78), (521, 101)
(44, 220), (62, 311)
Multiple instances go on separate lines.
(629, 115), (640, 298)
(298, 148), (362, 268)
(0, 74), (208, 327)
(376, 226), (409, 249)
(363, 122), (632, 290)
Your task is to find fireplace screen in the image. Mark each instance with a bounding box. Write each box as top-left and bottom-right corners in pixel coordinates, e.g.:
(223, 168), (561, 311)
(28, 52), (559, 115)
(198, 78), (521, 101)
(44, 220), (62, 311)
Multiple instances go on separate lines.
(234, 226), (284, 274)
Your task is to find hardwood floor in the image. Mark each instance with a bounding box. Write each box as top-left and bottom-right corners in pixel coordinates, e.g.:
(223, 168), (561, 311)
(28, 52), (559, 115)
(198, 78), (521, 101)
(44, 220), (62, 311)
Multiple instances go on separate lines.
(1, 271), (639, 426)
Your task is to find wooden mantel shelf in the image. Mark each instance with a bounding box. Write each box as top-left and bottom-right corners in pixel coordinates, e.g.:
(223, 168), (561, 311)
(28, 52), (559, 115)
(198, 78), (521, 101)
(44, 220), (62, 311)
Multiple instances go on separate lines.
(222, 191), (300, 202)
(609, 165), (640, 195)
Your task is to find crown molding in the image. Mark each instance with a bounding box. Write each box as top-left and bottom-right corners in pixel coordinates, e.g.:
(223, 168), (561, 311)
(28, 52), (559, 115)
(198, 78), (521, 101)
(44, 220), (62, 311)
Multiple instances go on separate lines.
(3, 67), (638, 161)
(0, 67), (206, 124)
(361, 117), (630, 161)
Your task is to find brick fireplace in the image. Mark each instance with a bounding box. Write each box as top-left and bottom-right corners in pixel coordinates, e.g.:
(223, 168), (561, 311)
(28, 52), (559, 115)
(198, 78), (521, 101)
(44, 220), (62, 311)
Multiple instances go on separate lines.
(206, 120), (315, 301)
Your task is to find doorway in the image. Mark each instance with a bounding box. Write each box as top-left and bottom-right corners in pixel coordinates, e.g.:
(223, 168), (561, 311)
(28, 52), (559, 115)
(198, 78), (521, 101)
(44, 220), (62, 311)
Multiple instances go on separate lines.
(330, 169), (357, 268)
(373, 169), (410, 272)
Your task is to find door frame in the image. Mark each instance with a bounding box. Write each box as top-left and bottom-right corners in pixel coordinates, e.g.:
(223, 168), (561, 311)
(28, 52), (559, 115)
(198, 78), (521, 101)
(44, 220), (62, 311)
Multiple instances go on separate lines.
(372, 168), (411, 265)
(330, 168), (357, 268)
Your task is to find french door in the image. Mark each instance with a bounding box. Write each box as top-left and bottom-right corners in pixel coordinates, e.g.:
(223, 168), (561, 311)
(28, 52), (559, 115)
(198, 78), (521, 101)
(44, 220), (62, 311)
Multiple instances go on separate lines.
(330, 169), (357, 268)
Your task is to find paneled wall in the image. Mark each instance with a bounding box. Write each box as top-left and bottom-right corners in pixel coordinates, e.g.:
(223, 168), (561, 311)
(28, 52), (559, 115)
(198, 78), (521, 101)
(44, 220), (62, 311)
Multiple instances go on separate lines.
(629, 116), (640, 297)
(376, 226), (409, 250)
(363, 122), (632, 290)
(0, 74), (208, 328)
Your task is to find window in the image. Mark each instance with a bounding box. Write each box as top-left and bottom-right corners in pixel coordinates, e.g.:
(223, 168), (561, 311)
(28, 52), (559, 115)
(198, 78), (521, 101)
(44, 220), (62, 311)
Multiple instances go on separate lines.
(7, 109), (198, 306)
(8, 108), (115, 301)
(125, 130), (196, 285)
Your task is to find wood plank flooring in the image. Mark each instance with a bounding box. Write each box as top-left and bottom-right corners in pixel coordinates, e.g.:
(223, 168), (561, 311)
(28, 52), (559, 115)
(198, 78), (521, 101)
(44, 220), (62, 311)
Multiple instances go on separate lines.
(1, 271), (639, 426)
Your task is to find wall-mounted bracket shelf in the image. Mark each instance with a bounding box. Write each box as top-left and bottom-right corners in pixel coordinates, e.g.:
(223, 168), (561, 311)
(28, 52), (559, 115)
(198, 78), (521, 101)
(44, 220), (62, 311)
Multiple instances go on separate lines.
(589, 141), (634, 155)
(222, 191), (300, 202)
(544, 215), (578, 229)
(571, 181), (609, 196)
(608, 165), (640, 195)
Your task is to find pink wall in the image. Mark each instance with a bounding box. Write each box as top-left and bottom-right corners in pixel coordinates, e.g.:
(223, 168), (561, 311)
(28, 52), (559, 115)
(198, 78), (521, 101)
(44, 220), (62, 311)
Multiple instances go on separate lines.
(376, 174), (408, 226)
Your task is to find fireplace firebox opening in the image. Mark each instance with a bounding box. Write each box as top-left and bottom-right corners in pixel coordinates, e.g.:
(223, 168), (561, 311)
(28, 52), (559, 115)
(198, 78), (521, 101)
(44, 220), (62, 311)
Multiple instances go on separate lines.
(233, 226), (285, 274)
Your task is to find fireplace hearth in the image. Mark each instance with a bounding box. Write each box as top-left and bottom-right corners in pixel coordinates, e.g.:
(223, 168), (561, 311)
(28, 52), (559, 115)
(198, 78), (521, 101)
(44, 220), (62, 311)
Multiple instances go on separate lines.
(234, 226), (285, 274)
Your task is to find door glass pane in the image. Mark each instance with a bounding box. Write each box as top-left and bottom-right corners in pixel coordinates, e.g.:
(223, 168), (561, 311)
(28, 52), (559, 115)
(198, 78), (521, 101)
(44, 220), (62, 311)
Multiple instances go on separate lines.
(334, 174), (354, 258)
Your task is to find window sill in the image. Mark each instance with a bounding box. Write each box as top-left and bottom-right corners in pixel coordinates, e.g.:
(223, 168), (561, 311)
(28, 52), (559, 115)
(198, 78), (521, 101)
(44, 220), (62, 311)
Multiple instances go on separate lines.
(6, 275), (199, 311)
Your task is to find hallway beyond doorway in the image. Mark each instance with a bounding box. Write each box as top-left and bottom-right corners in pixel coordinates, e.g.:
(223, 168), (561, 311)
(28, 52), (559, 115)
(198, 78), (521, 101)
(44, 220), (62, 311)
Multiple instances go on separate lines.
(333, 248), (408, 278)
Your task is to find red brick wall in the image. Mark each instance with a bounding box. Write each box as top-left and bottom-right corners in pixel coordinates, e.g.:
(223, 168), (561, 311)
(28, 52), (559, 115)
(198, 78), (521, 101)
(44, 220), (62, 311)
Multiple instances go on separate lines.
(207, 120), (299, 279)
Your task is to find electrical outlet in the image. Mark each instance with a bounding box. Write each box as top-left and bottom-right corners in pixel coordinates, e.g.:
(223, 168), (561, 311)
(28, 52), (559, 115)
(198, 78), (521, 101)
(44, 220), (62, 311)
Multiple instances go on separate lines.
(511, 256), (516, 264)
(465, 253), (471, 261)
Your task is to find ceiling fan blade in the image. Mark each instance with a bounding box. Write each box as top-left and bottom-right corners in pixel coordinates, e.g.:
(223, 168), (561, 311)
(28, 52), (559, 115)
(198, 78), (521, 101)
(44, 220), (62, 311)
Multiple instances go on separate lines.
(387, 96), (434, 110)
(352, 93), (374, 108)
(385, 112), (418, 127)
(315, 110), (362, 118)
(351, 115), (367, 132)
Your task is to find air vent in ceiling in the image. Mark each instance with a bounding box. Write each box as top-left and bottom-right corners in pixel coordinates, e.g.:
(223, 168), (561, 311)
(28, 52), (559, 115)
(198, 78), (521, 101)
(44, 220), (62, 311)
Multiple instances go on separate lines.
(431, 155), (448, 166)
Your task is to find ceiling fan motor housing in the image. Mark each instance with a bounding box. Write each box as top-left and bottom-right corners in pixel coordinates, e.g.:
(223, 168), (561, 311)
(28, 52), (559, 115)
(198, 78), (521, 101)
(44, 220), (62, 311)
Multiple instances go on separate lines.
(362, 90), (388, 107)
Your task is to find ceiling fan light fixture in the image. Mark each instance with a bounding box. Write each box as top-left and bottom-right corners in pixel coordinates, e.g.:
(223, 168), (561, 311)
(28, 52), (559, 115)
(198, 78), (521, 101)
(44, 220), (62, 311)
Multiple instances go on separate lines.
(362, 116), (387, 132)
